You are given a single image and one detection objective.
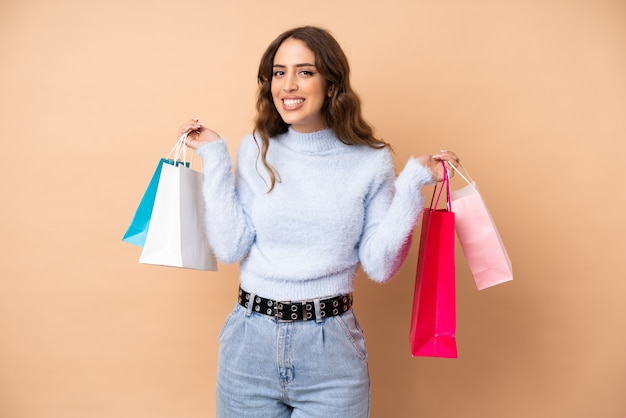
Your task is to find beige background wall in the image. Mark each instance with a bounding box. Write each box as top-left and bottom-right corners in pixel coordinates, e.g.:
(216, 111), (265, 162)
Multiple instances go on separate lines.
(1, 0), (625, 417)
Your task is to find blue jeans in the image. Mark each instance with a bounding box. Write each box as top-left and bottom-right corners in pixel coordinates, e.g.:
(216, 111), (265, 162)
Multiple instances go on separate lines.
(216, 303), (370, 417)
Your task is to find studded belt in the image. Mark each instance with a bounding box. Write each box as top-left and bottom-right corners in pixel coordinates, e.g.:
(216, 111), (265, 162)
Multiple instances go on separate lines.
(238, 286), (353, 322)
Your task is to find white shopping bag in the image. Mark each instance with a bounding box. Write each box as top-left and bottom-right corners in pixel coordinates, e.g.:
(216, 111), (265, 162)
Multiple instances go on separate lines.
(139, 136), (217, 271)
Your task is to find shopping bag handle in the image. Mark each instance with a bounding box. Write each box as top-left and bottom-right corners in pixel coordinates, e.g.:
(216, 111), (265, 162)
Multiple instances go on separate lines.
(429, 161), (451, 211)
(166, 133), (194, 168)
(446, 161), (474, 188)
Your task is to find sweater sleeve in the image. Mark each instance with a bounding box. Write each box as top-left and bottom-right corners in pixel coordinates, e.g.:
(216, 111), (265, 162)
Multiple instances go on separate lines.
(196, 139), (255, 263)
(358, 154), (434, 282)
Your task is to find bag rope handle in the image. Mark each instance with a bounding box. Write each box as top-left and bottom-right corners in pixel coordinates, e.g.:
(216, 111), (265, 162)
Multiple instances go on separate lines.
(429, 161), (451, 211)
(166, 133), (194, 168)
(446, 161), (473, 187)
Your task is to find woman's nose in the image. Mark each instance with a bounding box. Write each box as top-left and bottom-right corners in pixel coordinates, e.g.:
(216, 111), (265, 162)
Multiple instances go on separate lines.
(283, 72), (298, 91)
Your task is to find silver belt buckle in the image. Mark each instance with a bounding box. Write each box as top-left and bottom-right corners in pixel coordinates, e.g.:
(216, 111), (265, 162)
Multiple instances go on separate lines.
(275, 301), (307, 322)
(274, 301), (291, 322)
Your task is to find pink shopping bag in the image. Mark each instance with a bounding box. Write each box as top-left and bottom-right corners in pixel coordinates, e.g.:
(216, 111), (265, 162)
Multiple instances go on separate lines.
(449, 163), (513, 290)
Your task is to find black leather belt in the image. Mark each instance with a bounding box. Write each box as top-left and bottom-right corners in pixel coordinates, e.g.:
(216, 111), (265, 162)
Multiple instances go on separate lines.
(238, 286), (353, 322)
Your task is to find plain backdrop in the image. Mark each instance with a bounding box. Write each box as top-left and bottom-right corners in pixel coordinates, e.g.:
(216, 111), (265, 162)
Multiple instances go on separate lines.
(1, 0), (625, 417)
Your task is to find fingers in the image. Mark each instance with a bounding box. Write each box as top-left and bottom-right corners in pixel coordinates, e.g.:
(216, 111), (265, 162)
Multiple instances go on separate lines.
(177, 119), (221, 149)
(432, 149), (459, 163)
(432, 149), (460, 168)
(178, 118), (202, 137)
(426, 150), (459, 181)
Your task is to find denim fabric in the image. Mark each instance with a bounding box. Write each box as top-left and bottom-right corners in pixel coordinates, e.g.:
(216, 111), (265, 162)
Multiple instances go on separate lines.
(216, 303), (370, 418)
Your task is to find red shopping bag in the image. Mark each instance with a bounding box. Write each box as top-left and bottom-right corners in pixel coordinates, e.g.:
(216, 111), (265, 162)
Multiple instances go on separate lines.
(409, 165), (457, 358)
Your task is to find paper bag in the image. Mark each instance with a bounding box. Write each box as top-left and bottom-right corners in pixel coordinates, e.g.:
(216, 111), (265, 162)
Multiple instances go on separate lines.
(410, 166), (457, 358)
(449, 164), (512, 290)
(139, 159), (217, 271)
(122, 158), (169, 247)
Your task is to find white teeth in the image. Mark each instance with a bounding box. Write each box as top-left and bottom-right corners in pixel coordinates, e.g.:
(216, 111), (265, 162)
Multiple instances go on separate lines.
(283, 99), (304, 106)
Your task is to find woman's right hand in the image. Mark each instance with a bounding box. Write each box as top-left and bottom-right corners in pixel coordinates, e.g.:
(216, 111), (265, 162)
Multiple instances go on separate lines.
(178, 118), (221, 150)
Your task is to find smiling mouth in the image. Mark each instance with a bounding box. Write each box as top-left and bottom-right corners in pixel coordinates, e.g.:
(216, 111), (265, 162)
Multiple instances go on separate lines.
(283, 98), (304, 108)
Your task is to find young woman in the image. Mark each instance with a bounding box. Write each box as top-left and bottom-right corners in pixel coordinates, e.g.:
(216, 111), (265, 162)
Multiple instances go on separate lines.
(180, 26), (459, 418)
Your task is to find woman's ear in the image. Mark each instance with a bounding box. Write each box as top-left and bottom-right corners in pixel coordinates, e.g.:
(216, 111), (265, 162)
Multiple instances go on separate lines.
(327, 85), (334, 97)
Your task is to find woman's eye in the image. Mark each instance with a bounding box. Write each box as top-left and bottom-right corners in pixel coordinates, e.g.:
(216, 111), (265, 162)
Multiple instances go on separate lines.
(273, 70), (285, 77)
(300, 70), (315, 77)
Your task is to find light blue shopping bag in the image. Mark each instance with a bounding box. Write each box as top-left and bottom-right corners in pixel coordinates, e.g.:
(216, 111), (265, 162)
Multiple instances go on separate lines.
(122, 158), (170, 247)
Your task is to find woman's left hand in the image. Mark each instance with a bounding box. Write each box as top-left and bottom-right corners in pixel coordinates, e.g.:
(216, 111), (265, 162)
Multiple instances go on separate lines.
(416, 150), (460, 182)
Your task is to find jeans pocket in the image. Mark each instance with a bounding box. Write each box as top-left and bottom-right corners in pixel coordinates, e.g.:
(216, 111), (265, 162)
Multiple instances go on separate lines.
(334, 310), (368, 362)
(218, 304), (241, 342)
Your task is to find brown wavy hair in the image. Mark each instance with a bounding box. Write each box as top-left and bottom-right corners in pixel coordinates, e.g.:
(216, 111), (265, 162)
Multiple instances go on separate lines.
(253, 26), (389, 191)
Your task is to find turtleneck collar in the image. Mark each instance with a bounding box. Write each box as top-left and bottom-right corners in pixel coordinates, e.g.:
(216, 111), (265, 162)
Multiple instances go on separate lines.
(276, 127), (347, 155)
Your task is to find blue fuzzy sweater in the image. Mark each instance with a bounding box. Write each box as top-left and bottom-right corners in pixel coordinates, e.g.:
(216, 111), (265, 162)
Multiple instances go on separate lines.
(197, 127), (433, 301)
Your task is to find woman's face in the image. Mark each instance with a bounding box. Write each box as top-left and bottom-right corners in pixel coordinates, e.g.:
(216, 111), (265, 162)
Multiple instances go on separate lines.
(271, 38), (328, 133)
